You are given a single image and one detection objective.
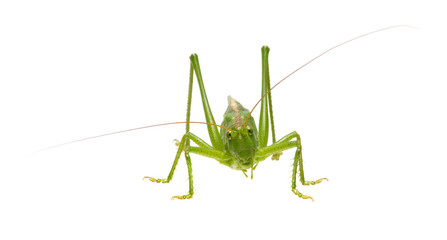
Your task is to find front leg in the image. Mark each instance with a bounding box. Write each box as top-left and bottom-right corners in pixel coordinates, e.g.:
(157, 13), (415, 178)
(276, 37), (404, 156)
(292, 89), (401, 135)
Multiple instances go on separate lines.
(256, 131), (327, 201)
(171, 151), (194, 200)
(291, 132), (328, 201)
(144, 132), (230, 200)
(143, 133), (190, 189)
(291, 146), (328, 201)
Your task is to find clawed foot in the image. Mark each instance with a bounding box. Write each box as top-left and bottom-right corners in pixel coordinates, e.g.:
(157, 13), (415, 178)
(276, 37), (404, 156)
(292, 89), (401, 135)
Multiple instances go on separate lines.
(143, 176), (168, 183)
(292, 188), (314, 201)
(303, 178), (328, 186)
(171, 194), (193, 200)
(271, 152), (283, 161)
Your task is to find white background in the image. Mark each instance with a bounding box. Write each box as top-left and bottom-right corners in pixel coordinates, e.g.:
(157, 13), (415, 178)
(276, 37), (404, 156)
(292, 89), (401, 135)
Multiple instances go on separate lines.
(1, 0), (446, 239)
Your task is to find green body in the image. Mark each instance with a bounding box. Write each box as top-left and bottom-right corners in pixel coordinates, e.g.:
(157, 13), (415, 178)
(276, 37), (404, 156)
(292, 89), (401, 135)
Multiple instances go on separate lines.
(144, 46), (327, 200)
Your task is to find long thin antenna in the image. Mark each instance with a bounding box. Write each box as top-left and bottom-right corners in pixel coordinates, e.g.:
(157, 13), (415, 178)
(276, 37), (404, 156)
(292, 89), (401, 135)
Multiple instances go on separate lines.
(243, 25), (415, 127)
(35, 121), (232, 154)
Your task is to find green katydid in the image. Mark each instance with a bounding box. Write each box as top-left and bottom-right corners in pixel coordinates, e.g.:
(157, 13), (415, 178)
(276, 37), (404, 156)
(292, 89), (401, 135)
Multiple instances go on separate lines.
(38, 25), (412, 200)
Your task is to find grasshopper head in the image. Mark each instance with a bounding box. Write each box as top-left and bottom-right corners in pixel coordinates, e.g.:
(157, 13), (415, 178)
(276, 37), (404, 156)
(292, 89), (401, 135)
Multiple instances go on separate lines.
(225, 126), (257, 169)
(221, 96), (259, 170)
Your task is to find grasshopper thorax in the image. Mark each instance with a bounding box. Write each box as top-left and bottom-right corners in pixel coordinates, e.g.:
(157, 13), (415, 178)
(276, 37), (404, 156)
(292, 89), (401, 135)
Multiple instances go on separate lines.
(220, 96), (259, 170)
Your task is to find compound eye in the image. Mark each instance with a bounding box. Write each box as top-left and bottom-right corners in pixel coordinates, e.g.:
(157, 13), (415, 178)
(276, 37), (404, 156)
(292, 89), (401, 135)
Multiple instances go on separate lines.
(247, 128), (253, 135)
(227, 132), (232, 140)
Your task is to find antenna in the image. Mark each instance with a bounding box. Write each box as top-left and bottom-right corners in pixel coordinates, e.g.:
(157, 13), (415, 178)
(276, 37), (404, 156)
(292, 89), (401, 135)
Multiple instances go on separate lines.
(243, 25), (415, 128)
(35, 121), (232, 154)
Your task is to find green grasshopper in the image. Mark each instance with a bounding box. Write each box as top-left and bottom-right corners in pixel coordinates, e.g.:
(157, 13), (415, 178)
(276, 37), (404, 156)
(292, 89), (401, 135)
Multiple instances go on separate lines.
(142, 26), (412, 200)
(39, 25), (410, 200)
(143, 46), (327, 201)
